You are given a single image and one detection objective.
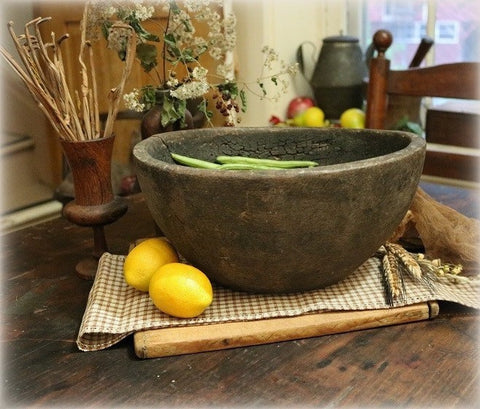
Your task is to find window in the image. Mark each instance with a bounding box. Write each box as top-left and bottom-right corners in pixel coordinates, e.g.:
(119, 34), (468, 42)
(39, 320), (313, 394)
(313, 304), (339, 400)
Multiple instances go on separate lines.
(361, 0), (480, 68)
(436, 21), (459, 44)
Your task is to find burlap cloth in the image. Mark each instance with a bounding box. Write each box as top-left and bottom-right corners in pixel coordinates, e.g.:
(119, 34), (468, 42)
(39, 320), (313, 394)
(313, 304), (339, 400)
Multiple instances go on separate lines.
(77, 252), (479, 352)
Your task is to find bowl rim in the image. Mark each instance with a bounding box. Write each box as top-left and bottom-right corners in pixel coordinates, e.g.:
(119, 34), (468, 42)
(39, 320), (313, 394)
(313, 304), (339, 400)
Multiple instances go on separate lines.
(133, 127), (426, 179)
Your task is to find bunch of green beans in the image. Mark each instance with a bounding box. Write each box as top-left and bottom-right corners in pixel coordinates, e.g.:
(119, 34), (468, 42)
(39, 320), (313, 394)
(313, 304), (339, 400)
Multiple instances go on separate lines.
(171, 153), (319, 170)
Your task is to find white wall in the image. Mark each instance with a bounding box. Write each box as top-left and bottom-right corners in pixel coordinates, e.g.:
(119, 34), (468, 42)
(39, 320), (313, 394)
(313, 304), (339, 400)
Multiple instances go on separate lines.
(1, 1), (43, 136)
(233, 0), (353, 126)
(1, 0), (54, 188)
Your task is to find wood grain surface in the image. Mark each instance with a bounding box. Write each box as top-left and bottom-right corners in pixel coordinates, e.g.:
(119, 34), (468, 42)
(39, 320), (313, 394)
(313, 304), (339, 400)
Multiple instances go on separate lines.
(2, 188), (478, 408)
(134, 302), (439, 358)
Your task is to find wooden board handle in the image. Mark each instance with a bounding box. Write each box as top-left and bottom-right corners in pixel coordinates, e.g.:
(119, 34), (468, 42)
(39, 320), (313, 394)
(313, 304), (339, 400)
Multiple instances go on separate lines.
(134, 301), (439, 359)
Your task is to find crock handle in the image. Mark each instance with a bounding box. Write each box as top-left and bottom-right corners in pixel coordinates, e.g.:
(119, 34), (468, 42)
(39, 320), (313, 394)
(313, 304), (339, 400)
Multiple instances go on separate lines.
(296, 41), (316, 80)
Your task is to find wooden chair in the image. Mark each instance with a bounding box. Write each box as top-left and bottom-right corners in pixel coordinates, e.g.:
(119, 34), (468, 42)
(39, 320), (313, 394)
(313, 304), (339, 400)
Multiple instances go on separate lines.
(365, 29), (480, 184)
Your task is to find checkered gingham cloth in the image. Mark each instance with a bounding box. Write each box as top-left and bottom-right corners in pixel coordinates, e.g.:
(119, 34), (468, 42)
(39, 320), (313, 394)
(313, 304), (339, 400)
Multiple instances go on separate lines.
(77, 252), (479, 351)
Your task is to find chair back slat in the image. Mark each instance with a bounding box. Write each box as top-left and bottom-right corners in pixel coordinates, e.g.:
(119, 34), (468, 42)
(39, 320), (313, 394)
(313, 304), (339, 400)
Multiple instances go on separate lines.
(365, 29), (480, 184)
(387, 63), (480, 100)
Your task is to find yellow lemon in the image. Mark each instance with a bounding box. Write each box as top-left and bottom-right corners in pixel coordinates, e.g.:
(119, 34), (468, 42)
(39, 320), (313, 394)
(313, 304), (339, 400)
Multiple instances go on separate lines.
(149, 263), (213, 318)
(302, 106), (325, 127)
(340, 108), (365, 128)
(123, 238), (179, 292)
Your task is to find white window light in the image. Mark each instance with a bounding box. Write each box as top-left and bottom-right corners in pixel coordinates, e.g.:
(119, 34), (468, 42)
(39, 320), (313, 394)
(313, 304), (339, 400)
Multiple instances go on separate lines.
(435, 20), (460, 44)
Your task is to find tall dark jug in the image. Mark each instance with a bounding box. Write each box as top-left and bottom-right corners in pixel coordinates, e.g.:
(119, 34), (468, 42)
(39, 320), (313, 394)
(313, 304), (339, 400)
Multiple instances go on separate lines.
(298, 35), (366, 119)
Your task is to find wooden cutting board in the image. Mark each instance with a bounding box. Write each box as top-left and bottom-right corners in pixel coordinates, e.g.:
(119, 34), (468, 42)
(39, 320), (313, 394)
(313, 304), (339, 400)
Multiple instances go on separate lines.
(134, 301), (439, 358)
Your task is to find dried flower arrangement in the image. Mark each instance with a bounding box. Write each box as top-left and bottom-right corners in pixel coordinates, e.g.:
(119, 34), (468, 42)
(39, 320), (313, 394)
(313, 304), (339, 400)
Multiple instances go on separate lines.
(0, 8), (135, 142)
(86, 0), (298, 128)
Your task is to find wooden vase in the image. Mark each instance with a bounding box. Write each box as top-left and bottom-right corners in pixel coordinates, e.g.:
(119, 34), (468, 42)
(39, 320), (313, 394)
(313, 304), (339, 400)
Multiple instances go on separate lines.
(61, 135), (128, 280)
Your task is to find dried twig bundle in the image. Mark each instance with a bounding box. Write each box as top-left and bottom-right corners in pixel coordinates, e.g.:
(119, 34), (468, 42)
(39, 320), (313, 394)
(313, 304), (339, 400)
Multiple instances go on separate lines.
(0, 6), (135, 141)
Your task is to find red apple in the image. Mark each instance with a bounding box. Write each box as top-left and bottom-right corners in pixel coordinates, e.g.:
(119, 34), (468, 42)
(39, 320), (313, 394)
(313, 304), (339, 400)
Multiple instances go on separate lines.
(286, 97), (315, 119)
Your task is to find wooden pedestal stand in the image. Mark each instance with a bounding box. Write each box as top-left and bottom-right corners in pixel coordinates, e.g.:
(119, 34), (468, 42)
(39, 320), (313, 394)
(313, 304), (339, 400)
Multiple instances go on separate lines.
(61, 136), (128, 280)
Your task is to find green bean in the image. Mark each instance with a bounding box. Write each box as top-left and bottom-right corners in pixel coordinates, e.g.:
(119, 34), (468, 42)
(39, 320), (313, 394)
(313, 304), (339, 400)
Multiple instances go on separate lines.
(218, 163), (283, 170)
(171, 153), (221, 169)
(171, 152), (319, 171)
(216, 155), (318, 168)
(172, 154), (280, 170)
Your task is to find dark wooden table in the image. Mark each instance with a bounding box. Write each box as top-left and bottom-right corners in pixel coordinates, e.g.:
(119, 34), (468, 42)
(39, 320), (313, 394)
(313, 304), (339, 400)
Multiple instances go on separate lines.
(1, 182), (478, 408)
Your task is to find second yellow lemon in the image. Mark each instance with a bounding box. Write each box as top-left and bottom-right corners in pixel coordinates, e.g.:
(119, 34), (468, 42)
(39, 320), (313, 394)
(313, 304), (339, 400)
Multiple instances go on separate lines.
(123, 237), (179, 292)
(149, 263), (213, 318)
(340, 108), (365, 128)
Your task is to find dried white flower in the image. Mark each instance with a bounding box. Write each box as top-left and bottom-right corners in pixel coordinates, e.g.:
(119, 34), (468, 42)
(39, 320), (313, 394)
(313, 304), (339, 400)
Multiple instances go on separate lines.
(192, 66), (208, 81)
(84, 1), (117, 40)
(166, 78), (179, 88)
(123, 89), (145, 112)
(209, 46), (223, 60)
(216, 63), (234, 81)
(262, 46), (279, 71)
(287, 62), (300, 76)
(132, 4), (154, 21)
(170, 80), (210, 100)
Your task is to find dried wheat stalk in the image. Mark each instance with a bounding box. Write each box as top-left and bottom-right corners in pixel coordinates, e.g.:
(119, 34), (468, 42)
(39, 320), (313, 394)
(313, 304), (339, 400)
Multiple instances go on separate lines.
(385, 242), (422, 280)
(0, 6), (135, 142)
(379, 245), (406, 305)
(378, 242), (433, 305)
(377, 241), (478, 306)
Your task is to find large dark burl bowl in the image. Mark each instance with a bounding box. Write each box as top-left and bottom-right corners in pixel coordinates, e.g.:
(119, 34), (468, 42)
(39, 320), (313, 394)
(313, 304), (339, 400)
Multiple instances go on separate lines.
(133, 127), (425, 293)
